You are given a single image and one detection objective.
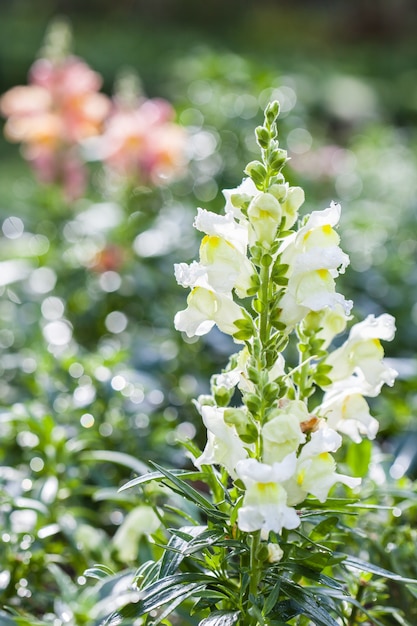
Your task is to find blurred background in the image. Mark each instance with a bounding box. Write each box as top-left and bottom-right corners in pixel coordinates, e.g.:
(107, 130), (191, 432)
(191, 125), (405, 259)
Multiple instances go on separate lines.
(1, 1), (417, 623)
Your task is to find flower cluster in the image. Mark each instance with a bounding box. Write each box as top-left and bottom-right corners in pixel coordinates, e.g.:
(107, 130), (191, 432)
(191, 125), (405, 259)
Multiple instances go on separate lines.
(94, 96), (187, 186)
(175, 101), (396, 539)
(0, 21), (187, 200)
(0, 53), (109, 200)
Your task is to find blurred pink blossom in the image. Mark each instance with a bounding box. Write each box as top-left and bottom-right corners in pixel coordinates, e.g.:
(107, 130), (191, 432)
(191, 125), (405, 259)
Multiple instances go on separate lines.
(0, 56), (110, 200)
(96, 98), (187, 186)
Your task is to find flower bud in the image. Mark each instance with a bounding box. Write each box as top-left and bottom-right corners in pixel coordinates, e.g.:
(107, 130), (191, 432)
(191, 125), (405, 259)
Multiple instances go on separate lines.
(247, 192), (282, 247)
(267, 542), (284, 563)
(244, 160), (267, 187)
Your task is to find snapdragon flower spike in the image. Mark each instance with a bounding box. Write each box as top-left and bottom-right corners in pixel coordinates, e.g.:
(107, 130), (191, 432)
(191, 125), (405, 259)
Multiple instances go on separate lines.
(175, 100), (395, 540)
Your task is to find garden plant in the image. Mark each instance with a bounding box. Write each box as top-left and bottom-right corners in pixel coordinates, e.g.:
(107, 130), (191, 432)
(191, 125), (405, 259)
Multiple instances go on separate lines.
(1, 16), (417, 626)
(87, 102), (416, 625)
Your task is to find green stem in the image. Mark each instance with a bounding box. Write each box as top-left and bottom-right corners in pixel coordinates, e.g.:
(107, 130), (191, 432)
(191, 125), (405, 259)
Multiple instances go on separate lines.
(349, 581), (366, 625)
(259, 263), (271, 347)
(247, 531), (262, 625)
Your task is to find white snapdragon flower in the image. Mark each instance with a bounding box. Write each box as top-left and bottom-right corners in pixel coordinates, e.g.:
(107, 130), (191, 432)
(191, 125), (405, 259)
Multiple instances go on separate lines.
(278, 268), (353, 327)
(267, 542), (284, 563)
(247, 192), (282, 247)
(276, 202), (352, 327)
(281, 202), (349, 272)
(269, 183), (305, 229)
(174, 286), (247, 337)
(262, 400), (307, 463)
(236, 456), (300, 537)
(324, 314), (397, 395)
(175, 235), (255, 298)
(284, 428), (361, 506)
(302, 305), (349, 349)
(318, 379), (379, 443)
(199, 235), (255, 298)
(223, 177), (258, 219)
(194, 405), (250, 477)
(194, 207), (248, 253)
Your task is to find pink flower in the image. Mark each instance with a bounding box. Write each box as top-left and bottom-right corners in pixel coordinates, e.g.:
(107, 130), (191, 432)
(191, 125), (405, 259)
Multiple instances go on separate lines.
(97, 98), (187, 186)
(0, 56), (110, 200)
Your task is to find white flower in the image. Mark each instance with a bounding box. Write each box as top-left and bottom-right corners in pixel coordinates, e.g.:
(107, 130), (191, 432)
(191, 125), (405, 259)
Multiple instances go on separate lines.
(276, 203), (352, 327)
(278, 268), (353, 327)
(283, 428), (360, 505)
(324, 314), (397, 395)
(174, 261), (211, 290)
(262, 401), (307, 463)
(267, 542), (284, 563)
(269, 183), (305, 229)
(302, 305), (349, 349)
(318, 381), (379, 443)
(281, 185), (305, 228)
(199, 235), (255, 298)
(174, 287), (248, 338)
(175, 235), (255, 298)
(236, 456), (300, 538)
(280, 202), (349, 275)
(223, 177), (258, 219)
(194, 406), (250, 477)
(112, 506), (160, 562)
(247, 192), (282, 247)
(194, 207), (248, 253)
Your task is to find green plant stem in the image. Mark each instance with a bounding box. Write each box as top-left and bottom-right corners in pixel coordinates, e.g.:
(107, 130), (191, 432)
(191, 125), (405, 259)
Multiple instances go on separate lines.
(247, 531), (262, 625)
(259, 263), (271, 347)
(349, 582), (366, 625)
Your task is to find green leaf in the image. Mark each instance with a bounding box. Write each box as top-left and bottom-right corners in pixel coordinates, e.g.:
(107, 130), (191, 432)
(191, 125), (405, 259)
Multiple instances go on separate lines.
(152, 584), (206, 626)
(233, 329), (253, 341)
(346, 438), (372, 477)
(121, 573), (216, 618)
(341, 555), (417, 584)
(159, 526), (208, 577)
(280, 581), (340, 626)
(119, 469), (202, 492)
(84, 564), (116, 580)
(263, 582), (281, 616)
(82, 450), (149, 476)
(310, 516), (339, 541)
(199, 611), (240, 626)
(150, 462), (227, 520)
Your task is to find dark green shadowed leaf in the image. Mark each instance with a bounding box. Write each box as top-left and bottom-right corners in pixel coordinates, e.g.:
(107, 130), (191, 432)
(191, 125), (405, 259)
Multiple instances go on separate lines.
(280, 581), (341, 626)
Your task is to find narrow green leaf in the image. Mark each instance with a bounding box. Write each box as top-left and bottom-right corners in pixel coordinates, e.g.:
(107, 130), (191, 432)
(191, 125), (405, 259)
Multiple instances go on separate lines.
(150, 462), (226, 519)
(341, 555), (417, 584)
(280, 581), (340, 626)
(152, 584), (206, 626)
(120, 573), (216, 618)
(263, 582), (281, 616)
(118, 469), (202, 492)
(310, 516), (339, 540)
(159, 525), (208, 577)
(82, 450), (149, 476)
(199, 610), (240, 626)
(84, 564), (116, 580)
